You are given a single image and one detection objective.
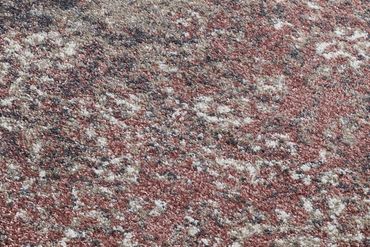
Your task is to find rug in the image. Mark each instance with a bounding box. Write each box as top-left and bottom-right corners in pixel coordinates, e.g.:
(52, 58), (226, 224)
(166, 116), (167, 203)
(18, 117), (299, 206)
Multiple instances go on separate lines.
(0, 1), (369, 246)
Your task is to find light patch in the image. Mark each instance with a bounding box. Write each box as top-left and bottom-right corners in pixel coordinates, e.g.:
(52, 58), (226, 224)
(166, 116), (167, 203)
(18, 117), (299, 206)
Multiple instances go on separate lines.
(59, 239), (68, 247)
(129, 199), (143, 213)
(4, 38), (22, 54)
(48, 31), (62, 45)
(158, 62), (178, 72)
(307, 2), (321, 9)
(197, 112), (219, 123)
(201, 239), (210, 246)
(273, 20), (292, 30)
(328, 197), (346, 216)
(215, 158), (258, 182)
(316, 40), (367, 69)
(243, 117), (253, 124)
(313, 209), (323, 218)
(350, 59), (363, 69)
(322, 50), (351, 60)
(316, 41), (335, 55)
(334, 28), (345, 36)
(217, 105), (231, 114)
(223, 118), (242, 127)
(185, 215), (199, 224)
(21, 178), (35, 191)
(39, 170), (46, 178)
(63, 42), (77, 56)
(94, 168), (105, 176)
(97, 137), (108, 147)
(194, 97), (212, 112)
(15, 209), (28, 220)
(171, 109), (182, 119)
(320, 172), (338, 185)
(64, 228), (78, 238)
(195, 97), (247, 126)
(303, 176), (311, 185)
(80, 107), (90, 117)
(302, 198), (313, 212)
(348, 30), (368, 41)
(126, 165), (139, 183)
(25, 32), (47, 46)
(32, 141), (42, 157)
(85, 128), (96, 138)
(301, 163), (311, 172)
(230, 242), (242, 247)
(30, 85), (45, 96)
(121, 232), (138, 247)
(71, 188), (82, 209)
(99, 186), (113, 195)
(266, 139), (279, 148)
(8, 163), (19, 171)
(106, 171), (117, 181)
(297, 237), (321, 246)
(149, 199), (167, 216)
(188, 226), (200, 236)
(319, 149), (327, 162)
(290, 172), (303, 180)
(275, 209), (290, 223)
(256, 76), (285, 94)
(215, 181), (226, 190)
(164, 87), (174, 94)
(0, 117), (14, 131)
(115, 213), (125, 221)
(274, 20), (284, 29)
(110, 157), (121, 164)
(251, 145), (261, 152)
(326, 222), (339, 236)
(230, 223), (263, 239)
(0, 97), (14, 106)
(154, 199), (167, 209)
(106, 92), (141, 113)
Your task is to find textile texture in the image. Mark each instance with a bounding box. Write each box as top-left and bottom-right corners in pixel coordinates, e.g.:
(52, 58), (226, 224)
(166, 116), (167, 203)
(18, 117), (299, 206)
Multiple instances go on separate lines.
(0, 1), (369, 246)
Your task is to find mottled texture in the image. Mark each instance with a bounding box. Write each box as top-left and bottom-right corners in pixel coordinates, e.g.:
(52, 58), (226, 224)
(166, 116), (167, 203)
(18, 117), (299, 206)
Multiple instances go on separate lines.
(0, 0), (369, 246)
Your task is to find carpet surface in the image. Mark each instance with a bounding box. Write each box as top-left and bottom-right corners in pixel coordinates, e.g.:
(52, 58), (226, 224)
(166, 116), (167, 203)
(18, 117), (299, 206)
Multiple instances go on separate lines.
(0, 0), (369, 246)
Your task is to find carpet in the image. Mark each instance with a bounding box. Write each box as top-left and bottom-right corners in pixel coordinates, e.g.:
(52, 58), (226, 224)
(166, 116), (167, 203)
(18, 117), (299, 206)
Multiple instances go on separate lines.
(0, 0), (369, 246)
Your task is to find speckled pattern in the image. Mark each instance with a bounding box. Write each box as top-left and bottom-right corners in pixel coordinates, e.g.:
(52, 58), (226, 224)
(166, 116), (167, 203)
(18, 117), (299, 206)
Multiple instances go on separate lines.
(0, 0), (369, 246)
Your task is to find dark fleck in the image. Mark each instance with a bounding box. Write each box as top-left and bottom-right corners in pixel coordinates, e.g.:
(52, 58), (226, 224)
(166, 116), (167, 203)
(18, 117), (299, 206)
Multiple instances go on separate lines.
(54, 0), (77, 10)
(37, 15), (53, 28)
(50, 127), (61, 135)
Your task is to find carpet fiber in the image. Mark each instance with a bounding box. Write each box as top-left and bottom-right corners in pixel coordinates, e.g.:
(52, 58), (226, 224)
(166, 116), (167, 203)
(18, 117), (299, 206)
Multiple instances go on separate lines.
(0, 1), (369, 246)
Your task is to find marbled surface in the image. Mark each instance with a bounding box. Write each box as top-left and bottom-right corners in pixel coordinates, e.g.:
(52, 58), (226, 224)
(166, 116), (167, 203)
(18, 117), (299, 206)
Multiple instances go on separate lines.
(0, 0), (369, 246)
